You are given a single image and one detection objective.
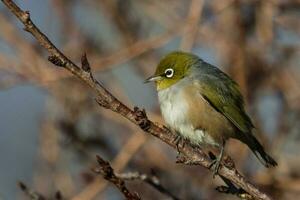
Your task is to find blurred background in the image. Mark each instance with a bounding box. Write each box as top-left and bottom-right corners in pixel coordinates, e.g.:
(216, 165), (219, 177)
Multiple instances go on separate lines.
(0, 0), (299, 199)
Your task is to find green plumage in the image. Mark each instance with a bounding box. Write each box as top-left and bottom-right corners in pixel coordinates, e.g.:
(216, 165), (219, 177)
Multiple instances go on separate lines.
(193, 61), (254, 133)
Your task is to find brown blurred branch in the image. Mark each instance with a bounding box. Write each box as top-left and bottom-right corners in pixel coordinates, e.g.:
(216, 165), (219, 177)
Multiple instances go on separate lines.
(180, 0), (204, 51)
(1, 1), (273, 200)
(92, 28), (179, 71)
(93, 155), (141, 200)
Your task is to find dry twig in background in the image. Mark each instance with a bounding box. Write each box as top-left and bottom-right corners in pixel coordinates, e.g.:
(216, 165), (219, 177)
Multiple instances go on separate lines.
(117, 172), (181, 200)
(18, 182), (46, 200)
(72, 132), (147, 200)
(18, 182), (64, 200)
(93, 155), (140, 200)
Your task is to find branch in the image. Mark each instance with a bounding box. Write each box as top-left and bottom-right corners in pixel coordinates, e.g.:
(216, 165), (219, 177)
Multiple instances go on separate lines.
(117, 172), (181, 200)
(93, 155), (141, 200)
(1, 1), (273, 200)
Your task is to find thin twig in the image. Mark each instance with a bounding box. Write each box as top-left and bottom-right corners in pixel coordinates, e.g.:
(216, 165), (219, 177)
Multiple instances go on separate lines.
(93, 155), (141, 200)
(117, 172), (181, 200)
(18, 182), (46, 200)
(1, 1), (273, 200)
(18, 181), (66, 200)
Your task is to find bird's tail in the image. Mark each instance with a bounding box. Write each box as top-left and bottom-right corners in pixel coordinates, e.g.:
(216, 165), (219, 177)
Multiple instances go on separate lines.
(241, 134), (277, 168)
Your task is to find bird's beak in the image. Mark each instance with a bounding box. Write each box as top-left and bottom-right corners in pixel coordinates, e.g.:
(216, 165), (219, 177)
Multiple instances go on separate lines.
(144, 75), (163, 83)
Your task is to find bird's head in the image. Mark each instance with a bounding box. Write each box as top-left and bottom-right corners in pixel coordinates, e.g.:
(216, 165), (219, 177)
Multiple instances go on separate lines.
(145, 51), (198, 90)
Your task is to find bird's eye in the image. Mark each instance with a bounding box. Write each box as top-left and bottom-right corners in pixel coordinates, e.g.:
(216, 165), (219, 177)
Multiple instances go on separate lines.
(164, 68), (174, 78)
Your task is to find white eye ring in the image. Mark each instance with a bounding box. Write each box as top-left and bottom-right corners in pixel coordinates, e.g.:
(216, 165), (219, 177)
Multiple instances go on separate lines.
(164, 68), (174, 78)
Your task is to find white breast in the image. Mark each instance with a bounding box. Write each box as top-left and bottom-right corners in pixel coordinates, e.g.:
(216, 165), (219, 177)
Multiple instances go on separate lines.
(158, 84), (212, 145)
(158, 85), (188, 129)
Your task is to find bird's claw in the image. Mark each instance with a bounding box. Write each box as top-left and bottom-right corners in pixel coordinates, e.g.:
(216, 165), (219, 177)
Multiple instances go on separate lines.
(209, 159), (220, 178)
(208, 153), (222, 178)
(208, 140), (225, 178)
(173, 135), (185, 154)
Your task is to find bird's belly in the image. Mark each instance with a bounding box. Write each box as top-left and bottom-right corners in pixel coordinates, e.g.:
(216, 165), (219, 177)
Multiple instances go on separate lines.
(158, 88), (219, 147)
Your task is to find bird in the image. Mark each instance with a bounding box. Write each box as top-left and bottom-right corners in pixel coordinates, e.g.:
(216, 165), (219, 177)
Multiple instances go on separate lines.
(145, 51), (277, 174)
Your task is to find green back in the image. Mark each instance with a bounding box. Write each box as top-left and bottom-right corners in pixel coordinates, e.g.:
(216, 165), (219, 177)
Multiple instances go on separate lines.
(190, 60), (254, 133)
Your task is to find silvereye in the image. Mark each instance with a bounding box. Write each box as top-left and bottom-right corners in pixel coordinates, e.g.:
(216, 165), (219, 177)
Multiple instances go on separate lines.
(146, 51), (277, 173)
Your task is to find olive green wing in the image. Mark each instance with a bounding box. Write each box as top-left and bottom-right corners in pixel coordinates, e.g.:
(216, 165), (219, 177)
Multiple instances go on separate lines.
(195, 71), (254, 133)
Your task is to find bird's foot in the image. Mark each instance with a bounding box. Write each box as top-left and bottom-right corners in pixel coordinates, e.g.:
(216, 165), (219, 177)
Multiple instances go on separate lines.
(209, 159), (221, 178)
(208, 152), (222, 178)
(208, 140), (225, 178)
(173, 135), (185, 154)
